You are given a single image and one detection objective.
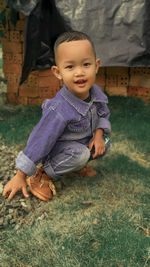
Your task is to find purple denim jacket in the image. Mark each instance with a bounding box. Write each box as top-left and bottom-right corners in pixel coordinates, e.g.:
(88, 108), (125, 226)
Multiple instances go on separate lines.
(16, 84), (111, 175)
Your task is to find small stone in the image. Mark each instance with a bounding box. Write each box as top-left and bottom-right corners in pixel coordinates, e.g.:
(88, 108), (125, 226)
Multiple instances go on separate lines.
(8, 208), (14, 214)
(0, 217), (4, 225)
(7, 214), (13, 220)
(0, 183), (4, 194)
(21, 202), (27, 208)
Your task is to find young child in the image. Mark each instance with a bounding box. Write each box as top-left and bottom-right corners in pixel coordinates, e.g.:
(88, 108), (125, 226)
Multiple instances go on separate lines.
(3, 31), (111, 201)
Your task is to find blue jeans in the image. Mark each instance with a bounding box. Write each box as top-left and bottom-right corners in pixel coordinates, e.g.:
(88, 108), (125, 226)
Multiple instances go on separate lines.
(43, 140), (110, 180)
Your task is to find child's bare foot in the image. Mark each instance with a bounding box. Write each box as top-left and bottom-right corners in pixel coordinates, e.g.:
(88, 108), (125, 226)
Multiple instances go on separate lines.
(75, 166), (97, 177)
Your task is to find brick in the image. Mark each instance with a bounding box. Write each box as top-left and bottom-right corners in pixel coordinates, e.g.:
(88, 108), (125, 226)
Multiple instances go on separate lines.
(3, 52), (12, 62)
(19, 12), (25, 20)
(15, 20), (25, 31)
(3, 63), (22, 74)
(96, 74), (105, 87)
(9, 31), (21, 42)
(118, 75), (129, 87)
(105, 86), (127, 97)
(39, 69), (52, 76)
(129, 75), (150, 88)
(20, 31), (24, 42)
(39, 86), (59, 99)
(28, 97), (41, 105)
(106, 67), (128, 75)
(6, 93), (18, 104)
(39, 75), (59, 88)
(26, 74), (39, 88)
(3, 52), (23, 64)
(19, 83), (39, 97)
(106, 75), (118, 87)
(2, 40), (23, 53)
(17, 96), (28, 105)
(7, 84), (18, 93)
(97, 67), (105, 75)
(5, 73), (20, 88)
(130, 67), (150, 76)
(128, 86), (150, 103)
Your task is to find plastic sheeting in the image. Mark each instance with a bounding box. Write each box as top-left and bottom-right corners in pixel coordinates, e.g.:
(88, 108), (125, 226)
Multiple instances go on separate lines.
(7, 0), (39, 16)
(6, 0), (150, 85)
(7, 0), (69, 85)
(55, 0), (150, 66)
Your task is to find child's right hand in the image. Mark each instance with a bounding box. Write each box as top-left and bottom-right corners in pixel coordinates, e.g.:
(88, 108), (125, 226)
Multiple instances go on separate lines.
(2, 170), (29, 200)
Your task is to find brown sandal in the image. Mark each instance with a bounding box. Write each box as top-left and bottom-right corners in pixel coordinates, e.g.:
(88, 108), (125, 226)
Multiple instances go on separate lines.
(26, 167), (56, 201)
(75, 166), (97, 177)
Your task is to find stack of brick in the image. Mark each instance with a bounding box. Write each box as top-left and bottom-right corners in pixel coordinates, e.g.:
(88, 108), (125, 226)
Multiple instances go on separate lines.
(128, 67), (150, 103)
(0, 0), (150, 104)
(105, 67), (129, 97)
(0, 3), (24, 104)
(0, 2), (60, 105)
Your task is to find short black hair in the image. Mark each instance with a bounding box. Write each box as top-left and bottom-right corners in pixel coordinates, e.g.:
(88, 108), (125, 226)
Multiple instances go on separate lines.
(54, 31), (96, 61)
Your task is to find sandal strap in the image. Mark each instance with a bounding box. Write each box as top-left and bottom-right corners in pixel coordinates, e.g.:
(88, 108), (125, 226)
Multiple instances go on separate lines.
(40, 178), (56, 196)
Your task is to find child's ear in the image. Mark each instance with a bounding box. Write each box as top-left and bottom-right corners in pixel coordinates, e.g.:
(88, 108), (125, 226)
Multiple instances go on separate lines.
(51, 65), (62, 80)
(96, 59), (100, 74)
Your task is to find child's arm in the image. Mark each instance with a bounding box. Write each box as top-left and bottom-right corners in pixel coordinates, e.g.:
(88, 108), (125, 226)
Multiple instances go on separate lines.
(2, 170), (29, 200)
(89, 128), (105, 159)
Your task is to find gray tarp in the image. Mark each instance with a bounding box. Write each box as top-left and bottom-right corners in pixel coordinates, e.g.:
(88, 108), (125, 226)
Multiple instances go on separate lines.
(7, 0), (150, 70)
(55, 0), (150, 66)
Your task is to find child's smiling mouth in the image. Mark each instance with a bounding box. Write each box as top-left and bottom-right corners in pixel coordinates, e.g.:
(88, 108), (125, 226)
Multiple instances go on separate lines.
(74, 79), (87, 87)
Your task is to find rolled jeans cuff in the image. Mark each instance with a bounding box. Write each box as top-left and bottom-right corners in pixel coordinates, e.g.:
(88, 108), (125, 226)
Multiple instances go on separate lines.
(16, 151), (36, 176)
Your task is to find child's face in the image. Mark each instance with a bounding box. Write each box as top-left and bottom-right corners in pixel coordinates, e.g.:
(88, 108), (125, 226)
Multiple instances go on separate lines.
(52, 40), (100, 100)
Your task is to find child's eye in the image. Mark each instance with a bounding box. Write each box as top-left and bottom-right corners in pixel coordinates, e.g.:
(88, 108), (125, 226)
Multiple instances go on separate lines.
(84, 62), (91, 67)
(66, 65), (73, 69)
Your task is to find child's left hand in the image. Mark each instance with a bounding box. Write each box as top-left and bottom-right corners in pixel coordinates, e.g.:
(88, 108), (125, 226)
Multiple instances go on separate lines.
(88, 129), (105, 159)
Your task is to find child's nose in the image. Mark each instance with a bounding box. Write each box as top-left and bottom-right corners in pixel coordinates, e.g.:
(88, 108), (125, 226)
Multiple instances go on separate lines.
(74, 67), (84, 76)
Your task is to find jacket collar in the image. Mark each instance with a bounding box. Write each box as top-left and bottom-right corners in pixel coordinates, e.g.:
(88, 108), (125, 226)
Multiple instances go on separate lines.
(61, 84), (108, 116)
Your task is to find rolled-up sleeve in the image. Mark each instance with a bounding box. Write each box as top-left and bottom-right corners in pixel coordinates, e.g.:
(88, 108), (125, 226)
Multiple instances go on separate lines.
(16, 108), (66, 176)
(96, 103), (111, 135)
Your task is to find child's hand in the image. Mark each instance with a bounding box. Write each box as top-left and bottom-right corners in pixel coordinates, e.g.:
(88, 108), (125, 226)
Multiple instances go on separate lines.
(89, 137), (105, 159)
(3, 170), (29, 200)
(89, 128), (105, 159)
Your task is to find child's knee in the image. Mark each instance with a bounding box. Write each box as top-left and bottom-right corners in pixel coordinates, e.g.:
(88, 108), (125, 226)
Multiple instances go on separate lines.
(74, 145), (91, 167)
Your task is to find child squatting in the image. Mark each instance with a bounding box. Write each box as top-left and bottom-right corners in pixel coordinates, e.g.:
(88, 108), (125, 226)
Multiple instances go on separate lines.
(3, 31), (111, 201)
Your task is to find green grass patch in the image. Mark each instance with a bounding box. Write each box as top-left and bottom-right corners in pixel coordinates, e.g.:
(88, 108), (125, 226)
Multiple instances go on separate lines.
(0, 105), (42, 147)
(0, 58), (3, 69)
(0, 96), (150, 267)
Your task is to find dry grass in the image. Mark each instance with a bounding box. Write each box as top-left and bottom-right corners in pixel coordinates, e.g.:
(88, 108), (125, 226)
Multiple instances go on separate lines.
(0, 96), (150, 267)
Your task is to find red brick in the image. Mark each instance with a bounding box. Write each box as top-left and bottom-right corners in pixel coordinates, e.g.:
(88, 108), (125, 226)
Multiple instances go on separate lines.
(19, 84), (39, 97)
(96, 73), (105, 87)
(26, 74), (39, 88)
(106, 75), (117, 87)
(28, 97), (41, 105)
(17, 96), (28, 105)
(128, 86), (150, 103)
(7, 84), (18, 93)
(2, 40), (23, 53)
(130, 67), (150, 76)
(19, 12), (25, 20)
(9, 31), (21, 42)
(105, 86), (127, 97)
(39, 69), (52, 76)
(3, 63), (22, 74)
(39, 75), (59, 88)
(106, 67), (128, 75)
(118, 75), (129, 87)
(39, 86), (59, 99)
(6, 93), (18, 104)
(15, 20), (25, 31)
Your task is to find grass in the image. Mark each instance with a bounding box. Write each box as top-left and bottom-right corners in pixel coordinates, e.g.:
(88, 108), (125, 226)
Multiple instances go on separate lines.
(0, 96), (150, 267)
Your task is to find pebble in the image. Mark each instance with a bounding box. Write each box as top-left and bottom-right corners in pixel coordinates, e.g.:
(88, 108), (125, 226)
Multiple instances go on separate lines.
(0, 183), (3, 194)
